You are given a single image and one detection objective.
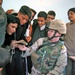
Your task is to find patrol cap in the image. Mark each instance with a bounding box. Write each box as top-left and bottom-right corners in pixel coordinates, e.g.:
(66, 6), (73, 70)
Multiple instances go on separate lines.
(0, 47), (10, 68)
(19, 5), (31, 19)
(0, 7), (7, 46)
(48, 19), (66, 34)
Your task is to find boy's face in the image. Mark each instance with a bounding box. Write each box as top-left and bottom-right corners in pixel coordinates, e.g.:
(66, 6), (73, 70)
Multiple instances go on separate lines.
(46, 15), (55, 22)
(18, 12), (29, 25)
(7, 23), (18, 35)
(68, 11), (75, 22)
(38, 17), (46, 27)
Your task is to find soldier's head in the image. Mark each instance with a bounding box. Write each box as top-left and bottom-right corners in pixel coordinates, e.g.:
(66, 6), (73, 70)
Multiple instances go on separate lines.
(18, 5), (31, 25)
(47, 19), (66, 40)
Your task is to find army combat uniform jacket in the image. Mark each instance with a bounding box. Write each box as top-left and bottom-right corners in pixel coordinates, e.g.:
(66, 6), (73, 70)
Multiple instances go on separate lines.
(0, 7), (7, 46)
(24, 37), (67, 75)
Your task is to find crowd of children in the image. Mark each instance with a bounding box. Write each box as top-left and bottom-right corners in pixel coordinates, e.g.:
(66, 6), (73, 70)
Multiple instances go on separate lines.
(0, 0), (75, 75)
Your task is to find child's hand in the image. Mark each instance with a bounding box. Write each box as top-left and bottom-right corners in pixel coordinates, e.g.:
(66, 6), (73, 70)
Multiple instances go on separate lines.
(18, 45), (27, 51)
(10, 40), (17, 49)
(25, 36), (32, 42)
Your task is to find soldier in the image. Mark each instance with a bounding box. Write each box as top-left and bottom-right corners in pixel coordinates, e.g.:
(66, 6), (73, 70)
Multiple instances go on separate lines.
(0, 47), (10, 75)
(0, 1), (10, 75)
(18, 19), (67, 75)
(0, 7), (7, 46)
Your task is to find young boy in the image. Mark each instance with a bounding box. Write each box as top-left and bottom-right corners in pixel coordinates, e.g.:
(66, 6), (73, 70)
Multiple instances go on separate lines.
(46, 10), (56, 22)
(18, 19), (67, 75)
(25, 8), (36, 43)
(31, 11), (47, 45)
(46, 10), (56, 27)
(0, 6), (7, 46)
(64, 7), (75, 75)
(6, 5), (31, 75)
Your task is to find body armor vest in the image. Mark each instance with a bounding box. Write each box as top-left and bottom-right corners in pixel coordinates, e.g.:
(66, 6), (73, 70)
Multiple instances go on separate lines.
(31, 40), (63, 74)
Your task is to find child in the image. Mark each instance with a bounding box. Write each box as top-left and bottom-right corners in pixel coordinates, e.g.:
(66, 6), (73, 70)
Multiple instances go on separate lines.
(46, 10), (56, 22)
(64, 7), (75, 75)
(2, 14), (20, 48)
(31, 11), (47, 45)
(5, 5), (31, 75)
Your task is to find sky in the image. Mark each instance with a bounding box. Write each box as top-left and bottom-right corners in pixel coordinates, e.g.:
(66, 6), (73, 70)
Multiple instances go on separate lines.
(2, 0), (75, 23)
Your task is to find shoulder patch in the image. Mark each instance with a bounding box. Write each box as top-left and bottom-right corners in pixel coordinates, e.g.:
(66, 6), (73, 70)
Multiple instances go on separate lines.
(61, 45), (65, 50)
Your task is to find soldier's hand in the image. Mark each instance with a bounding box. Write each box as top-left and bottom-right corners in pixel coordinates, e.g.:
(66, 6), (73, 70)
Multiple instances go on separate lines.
(18, 45), (27, 51)
(69, 56), (75, 61)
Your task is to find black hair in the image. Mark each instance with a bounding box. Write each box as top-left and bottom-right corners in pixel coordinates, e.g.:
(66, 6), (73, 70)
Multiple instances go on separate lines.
(30, 8), (36, 20)
(31, 8), (36, 15)
(48, 10), (56, 17)
(7, 14), (20, 25)
(37, 11), (47, 20)
(68, 7), (75, 15)
(11, 13), (18, 16)
(19, 5), (31, 19)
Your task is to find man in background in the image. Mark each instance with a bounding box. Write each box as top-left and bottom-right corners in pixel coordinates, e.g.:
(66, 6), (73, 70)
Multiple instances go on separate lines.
(0, 0), (7, 46)
(0, 0), (10, 75)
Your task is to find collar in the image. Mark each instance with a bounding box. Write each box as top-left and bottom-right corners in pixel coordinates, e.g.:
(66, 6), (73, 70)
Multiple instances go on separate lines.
(40, 25), (46, 30)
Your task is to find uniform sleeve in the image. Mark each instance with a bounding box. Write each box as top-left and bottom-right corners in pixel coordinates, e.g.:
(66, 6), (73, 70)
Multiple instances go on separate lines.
(25, 38), (44, 56)
(0, 7), (7, 46)
(49, 45), (67, 75)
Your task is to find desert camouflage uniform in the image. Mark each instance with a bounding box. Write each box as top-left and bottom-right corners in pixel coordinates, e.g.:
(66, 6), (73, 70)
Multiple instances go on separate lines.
(0, 7), (7, 46)
(24, 37), (67, 75)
